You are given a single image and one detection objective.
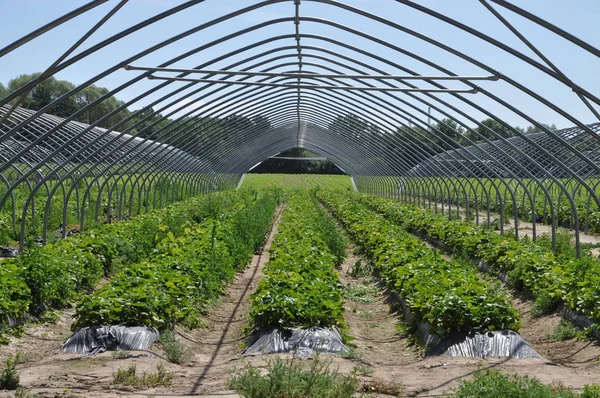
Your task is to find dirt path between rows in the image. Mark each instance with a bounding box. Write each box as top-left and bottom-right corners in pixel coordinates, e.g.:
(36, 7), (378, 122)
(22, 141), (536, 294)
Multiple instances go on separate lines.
(173, 204), (285, 395)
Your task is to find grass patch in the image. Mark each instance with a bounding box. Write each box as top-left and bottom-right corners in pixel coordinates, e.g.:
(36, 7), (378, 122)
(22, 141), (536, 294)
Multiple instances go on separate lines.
(352, 308), (374, 319)
(0, 354), (20, 390)
(531, 290), (560, 318)
(14, 388), (40, 398)
(339, 346), (363, 362)
(113, 350), (131, 359)
(159, 330), (186, 364)
(343, 283), (378, 304)
(349, 259), (373, 278)
(228, 356), (359, 398)
(112, 364), (173, 388)
(446, 369), (600, 397)
(548, 320), (585, 341)
(353, 365), (373, 377)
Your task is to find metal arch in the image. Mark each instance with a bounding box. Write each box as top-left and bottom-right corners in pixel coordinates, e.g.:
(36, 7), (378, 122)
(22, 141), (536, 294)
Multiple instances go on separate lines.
(0, 1), (599, 255)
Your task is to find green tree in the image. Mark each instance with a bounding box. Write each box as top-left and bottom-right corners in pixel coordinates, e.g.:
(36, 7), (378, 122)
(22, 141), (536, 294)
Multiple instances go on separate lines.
(524, 123), (557, 134)
(7, 73), (77, 118)
(0, 83), (8, 100)
(432, 118), (466, 149)
(394, 125), (439, 169)
(465, 118), (515, 143)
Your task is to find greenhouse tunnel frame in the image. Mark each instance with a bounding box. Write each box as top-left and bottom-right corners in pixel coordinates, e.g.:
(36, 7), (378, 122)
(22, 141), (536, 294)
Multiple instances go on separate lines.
(0, 0), (599, 256)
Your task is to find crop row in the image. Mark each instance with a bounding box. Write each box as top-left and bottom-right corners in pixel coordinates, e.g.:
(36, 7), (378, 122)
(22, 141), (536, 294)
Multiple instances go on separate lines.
(248, 190), (346, 332)
(0, 189), (277, 340)
(73, 188), (281, 329)
(317, 190), (521, 337)
(356, 193), (600, 325)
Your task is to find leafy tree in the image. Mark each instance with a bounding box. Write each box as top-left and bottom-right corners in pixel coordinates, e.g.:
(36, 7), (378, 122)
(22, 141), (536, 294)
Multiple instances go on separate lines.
(394, 125), (440, 169)
(0, 83), (8, 100)
(524, 123), (557, 134)
(432, 118), (466, 149)
(465, 118), (515, 143)
(7, 73), (77, 118)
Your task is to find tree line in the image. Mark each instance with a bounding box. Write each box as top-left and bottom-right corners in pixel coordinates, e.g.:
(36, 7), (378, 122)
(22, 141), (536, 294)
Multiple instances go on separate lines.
(1, 73), (558, 168)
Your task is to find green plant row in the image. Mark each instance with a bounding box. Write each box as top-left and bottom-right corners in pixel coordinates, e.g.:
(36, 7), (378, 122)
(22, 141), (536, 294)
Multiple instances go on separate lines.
(73, 188), (282, 329)
(357, 193), (600, 324)
(317, 190), (520, 337)
(248, 190), (346, 331)
(0, 189), (264, 338)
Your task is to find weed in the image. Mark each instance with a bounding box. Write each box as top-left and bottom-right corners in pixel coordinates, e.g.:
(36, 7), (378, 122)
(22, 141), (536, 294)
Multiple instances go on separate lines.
(354, 309), (374, 319)
(12, 352), (31, 365)
(159, 330), (185, 364)
(548, 320), (584, 341)
(228, 356), (359, 398)
(395, 322), (409, 336)
(14, 388), (40, 398)
(343, 283), (378, 304)
(581, 384), (600, 398)
(339, 346), (362, 362)
(112, 364), (173, 388)
(349, 259), (373, 278)
(353, 365), (373, 377)
(0, 355), (20, 390)
(531, 290), (560, 317)
(447, 370), (576, 397)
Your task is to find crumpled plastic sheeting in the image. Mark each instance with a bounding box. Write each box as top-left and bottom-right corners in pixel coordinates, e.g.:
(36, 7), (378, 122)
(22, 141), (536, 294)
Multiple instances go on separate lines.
(244, 327), (349, 356)
(429, 330), (541, 359)
(61, 326), (160, 356)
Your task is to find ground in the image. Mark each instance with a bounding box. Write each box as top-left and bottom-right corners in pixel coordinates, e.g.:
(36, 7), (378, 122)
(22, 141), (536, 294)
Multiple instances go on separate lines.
(2, 206), (600, 397)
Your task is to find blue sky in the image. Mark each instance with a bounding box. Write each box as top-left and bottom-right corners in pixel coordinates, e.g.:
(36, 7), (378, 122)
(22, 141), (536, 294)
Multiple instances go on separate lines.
(0, 0), (599, 131)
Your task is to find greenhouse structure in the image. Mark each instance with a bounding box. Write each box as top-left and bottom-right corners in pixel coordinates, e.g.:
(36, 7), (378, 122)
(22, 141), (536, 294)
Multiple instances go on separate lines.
(1, 1), (600, 396)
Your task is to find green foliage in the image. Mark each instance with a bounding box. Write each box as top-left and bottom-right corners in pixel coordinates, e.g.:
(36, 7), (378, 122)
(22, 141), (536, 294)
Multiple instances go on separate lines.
(159, 331), (185, 364)
(1, 191), (255, 336)
(343, 283), (378, 304)
(548, 320), (584, 341)
(532, 290), (560, 317)
(250, 148), (344, 175)
(249, 191), (346, 331)
(227, 356), (359, 398)
(349, 259), (373, 278)
(581, 384), (600, 398)
(74, 189), (280, 329)
(112, 364), (173, 388)
(242, 174), (353, 191)
(0, 354), (20, 390)
(0, 261), (30, 331)
(318, 190), (520, 337)
(355, 192), (600, 328)
(446, 370), (576, 398)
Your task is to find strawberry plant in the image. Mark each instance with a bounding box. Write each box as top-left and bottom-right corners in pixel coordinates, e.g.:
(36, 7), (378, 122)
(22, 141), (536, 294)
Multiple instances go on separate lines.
(357, 192), (600, 326)
(73, 189), (281, 329)
(317, 190), (520, 338)
(248, 191), (346, 332)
